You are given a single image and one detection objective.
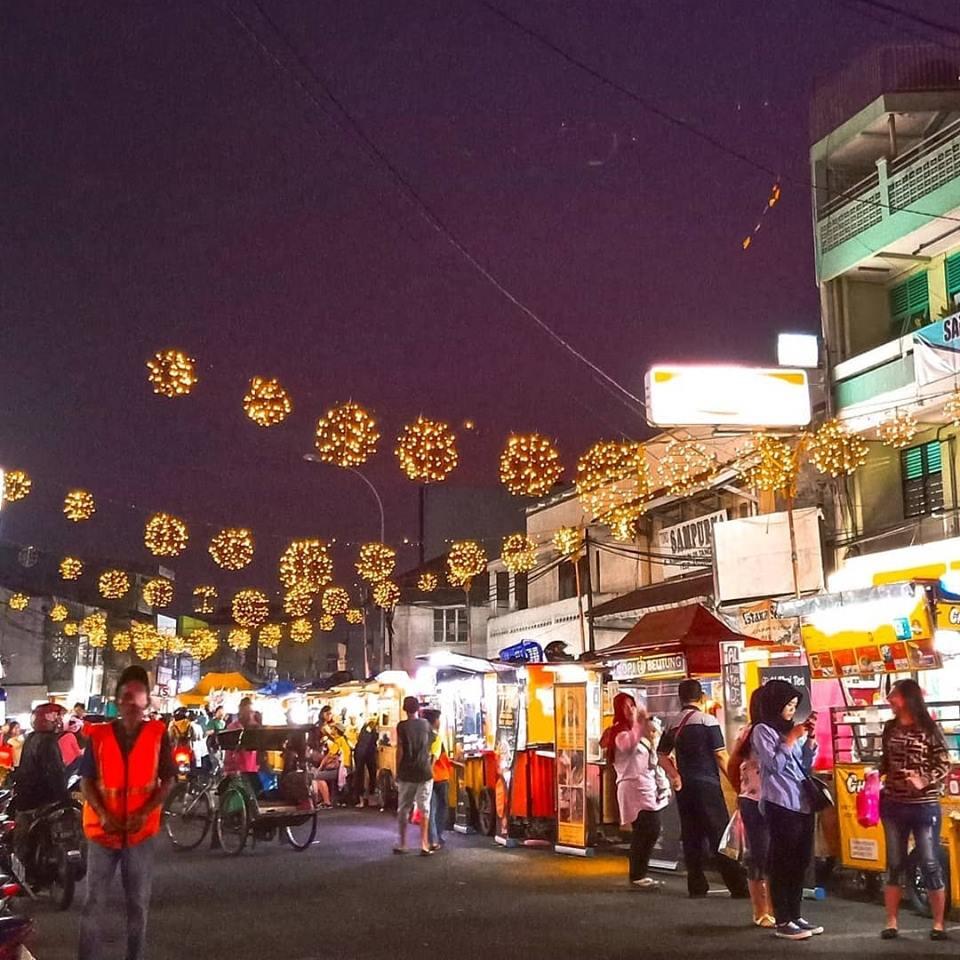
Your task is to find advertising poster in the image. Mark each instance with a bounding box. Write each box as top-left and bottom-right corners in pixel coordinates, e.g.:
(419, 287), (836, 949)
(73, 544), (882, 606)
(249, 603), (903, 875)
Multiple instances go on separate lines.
(834, 764), (886, 870)
(554, 683), (587, 849)
(758, 665), (812, 723)
(495, 680), (520, 837)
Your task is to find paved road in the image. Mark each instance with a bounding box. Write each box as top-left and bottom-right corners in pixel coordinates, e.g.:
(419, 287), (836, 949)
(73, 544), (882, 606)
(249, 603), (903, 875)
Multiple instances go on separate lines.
(28, 809), (958, 960)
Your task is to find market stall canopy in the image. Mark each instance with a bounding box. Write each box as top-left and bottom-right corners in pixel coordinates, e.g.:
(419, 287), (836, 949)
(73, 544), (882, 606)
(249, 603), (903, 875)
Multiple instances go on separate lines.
(257, 679), (301, 698)
(589, 572), (714, 620)
(179, 671), (257, 706)
(587, 603), (753, 676)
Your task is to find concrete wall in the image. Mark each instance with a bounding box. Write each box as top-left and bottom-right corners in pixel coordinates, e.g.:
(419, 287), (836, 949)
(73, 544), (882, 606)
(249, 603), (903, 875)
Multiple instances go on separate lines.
(0, 589), (48, 716)
(391, 602), (493, 673)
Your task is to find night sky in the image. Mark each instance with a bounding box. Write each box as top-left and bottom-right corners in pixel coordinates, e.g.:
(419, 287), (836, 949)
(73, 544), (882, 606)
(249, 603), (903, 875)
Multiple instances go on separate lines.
(2, 1), (959, 601)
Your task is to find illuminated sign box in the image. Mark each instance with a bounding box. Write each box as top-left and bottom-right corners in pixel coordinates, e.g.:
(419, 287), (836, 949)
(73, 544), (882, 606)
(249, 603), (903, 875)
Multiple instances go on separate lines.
(644, 365), (811, 428)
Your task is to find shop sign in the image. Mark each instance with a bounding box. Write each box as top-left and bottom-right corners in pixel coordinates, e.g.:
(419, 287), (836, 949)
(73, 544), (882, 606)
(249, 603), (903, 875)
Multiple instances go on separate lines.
(735, 599), (800, 646)
(611, 653), (687, 682)
(656, 511), (726, 579)
(494, 681), (520, 839)
(834, 763), (885, 869)
(936, 601), (960, 630)
(554, 683), (587, 849)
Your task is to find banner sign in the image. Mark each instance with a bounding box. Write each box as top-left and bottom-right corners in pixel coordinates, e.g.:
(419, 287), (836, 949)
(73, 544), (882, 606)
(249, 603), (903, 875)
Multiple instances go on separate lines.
(914, 316), (960, 391)
(494, 681), (520, 838)
(656, 510), (726, 579)
(611, 654), (687, 682)
(734, 598), (801, 646)
(554, 683), (588, 849)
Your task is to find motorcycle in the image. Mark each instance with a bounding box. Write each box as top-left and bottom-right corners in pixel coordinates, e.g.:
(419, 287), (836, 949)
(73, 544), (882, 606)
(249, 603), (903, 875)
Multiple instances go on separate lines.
(0, 916), (33, 960)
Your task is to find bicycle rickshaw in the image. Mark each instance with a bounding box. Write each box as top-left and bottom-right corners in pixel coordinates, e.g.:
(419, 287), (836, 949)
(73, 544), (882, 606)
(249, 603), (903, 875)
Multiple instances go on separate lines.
(164, 725), (319, 855)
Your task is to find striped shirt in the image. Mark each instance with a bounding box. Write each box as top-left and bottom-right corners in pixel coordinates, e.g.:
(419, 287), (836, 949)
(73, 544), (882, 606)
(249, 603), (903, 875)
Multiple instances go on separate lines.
(880, 722), (950, 804)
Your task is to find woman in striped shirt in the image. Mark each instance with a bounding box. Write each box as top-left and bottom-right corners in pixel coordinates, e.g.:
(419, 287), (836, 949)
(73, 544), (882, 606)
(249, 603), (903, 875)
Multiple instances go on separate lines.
(879, 678), (951, 941)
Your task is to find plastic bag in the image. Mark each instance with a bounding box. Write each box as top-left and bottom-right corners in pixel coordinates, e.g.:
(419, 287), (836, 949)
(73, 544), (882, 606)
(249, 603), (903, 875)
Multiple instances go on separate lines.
(857, 769), (880, 828)
(718, 809), (745, 862)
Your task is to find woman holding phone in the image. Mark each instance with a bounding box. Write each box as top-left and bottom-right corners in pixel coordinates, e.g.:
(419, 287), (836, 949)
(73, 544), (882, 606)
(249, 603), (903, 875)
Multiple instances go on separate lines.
(751, 680), (821, 941)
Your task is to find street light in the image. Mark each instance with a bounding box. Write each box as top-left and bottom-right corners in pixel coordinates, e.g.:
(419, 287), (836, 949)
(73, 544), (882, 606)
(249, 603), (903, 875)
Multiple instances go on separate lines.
(302, 453), (385, 543)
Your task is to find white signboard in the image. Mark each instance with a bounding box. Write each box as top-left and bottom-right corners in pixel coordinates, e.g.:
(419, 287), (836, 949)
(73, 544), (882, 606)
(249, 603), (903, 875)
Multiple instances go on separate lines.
(656, 510), (726, 579)
(611, 654), (687, 681)
(645, 365), (811, 428)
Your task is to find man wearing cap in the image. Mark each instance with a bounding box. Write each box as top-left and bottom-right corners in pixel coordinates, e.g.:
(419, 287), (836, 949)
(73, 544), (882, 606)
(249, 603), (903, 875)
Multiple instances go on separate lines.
(78, 665), (176, 960)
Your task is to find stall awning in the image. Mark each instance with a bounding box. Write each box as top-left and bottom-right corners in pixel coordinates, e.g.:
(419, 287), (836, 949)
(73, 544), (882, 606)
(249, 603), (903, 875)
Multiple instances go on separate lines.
(589, 573), (714, 619)
(179, 671), (257, 706)
(588, 603), (751, 676)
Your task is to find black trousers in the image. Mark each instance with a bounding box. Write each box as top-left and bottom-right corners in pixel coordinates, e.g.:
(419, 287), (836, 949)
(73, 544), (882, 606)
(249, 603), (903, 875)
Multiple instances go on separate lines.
(353, 754), (378, 800)
(630, 810), (662, 881)
(675, 782), (748, 897)
(764, 802), (814, 925)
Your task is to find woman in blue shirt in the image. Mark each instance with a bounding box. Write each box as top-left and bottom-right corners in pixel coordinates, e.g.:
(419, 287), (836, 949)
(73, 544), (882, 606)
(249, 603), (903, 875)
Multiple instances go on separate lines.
(751, 680), (821, 942)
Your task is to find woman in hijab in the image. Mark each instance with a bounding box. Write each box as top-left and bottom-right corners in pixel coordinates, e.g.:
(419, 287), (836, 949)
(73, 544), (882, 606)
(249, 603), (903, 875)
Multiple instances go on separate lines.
(751, 680), (821, 942)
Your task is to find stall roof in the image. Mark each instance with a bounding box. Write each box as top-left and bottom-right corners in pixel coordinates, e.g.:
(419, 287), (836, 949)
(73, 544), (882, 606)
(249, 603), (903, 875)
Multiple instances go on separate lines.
(179, 671), (257, 706)
(415, 651), (512, 674)
(587, 603), (751, 675)
(589, 573), (714, 619)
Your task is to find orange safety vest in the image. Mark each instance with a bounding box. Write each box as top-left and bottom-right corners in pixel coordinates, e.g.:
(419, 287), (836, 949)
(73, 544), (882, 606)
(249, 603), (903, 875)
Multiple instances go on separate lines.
(82, 720), (165, 849)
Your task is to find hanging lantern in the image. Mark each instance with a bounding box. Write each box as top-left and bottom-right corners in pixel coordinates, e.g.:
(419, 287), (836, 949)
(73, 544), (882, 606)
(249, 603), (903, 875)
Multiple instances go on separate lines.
(289, 618), (313, 644)
(227, 628), (252, 652)
(131, 622), (164, 660)
(575, 440), (652, 518)
(810, 419), (868, 478)
(2, 470), (31, 503)
(319, 614), (336, 632)
(63, 621), (79, 636)
(500, 533), (537, 574)
(878, 410), (919, 449)
(146, 349), (197, 398)
(209, 528), (255, 570)
(945, 390), (960, 428)
(602, 503), (642, 542)
(192, 585), (218, 615)
(659, 439), (719, 497)
(283, 582), (316, 617)
(186, 628), (218, 661)
(345, 607), (363, 625)
(278, 539), (333, 591)
(553, 527), (584, 559)
(49, 603), (68, 622)
(142, 578), (174, 609)
(59, 557), (83, 581)
(98, 570), (130, 600)
(166, 634), (188, 656)
(447, 541), (487, 588)
(63, 489), (95, 522)
(258, 624), (282, 650)
(8, 593), (28, 612)
(144, 512), (189, 557)
(395, 416), (458, 483)
(81, 612), (108, 649)
(232, 589), (270, 629)
(743, 434), (795, 493)
(243, 376), (292, 427)
(417, 572), (438, 592)
(498, 433), (563, 497)
(356, 543), (396, 584)
(373, 580), (401, 608)
(322, 586), (350, 616)
(314, 402), (380, 468)
(112, 631), (132, 653)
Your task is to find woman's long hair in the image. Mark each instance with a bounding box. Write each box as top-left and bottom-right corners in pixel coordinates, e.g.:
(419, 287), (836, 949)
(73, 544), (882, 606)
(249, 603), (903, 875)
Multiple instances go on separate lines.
(890, 678), (942, 743)
(601, 693), (638, 765)
(739, 688), (764, 758)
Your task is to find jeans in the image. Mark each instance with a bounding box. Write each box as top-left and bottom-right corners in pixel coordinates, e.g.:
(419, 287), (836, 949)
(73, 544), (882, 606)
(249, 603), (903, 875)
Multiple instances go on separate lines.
(881, 798), (944, 890)
(675, 782), (748, 897)
(738, 797), (769, 881)
(629, 809), (661, 881)
(764, 802), (814, 925)
(78, 837), (155, 960)
(429, 780), (449, 846)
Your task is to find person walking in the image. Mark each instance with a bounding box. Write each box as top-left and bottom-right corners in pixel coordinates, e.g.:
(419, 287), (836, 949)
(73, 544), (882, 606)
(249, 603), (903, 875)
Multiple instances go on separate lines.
(657, 679), (748, 899)
(728, 689), (774, 927)
(393, 696), (434, 856)
(423, 709), (453, 851)
(603, 693), (669, 889)
(878, 678), (950, 941)
(78, 665), (176, 960)
(752, 679), (821, 942)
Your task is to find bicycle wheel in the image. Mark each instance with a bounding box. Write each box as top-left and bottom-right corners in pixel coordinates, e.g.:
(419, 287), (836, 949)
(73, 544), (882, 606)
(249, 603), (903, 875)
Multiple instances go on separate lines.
(215, 788), (248, 856)
(164, 782), (212, 851)
(284, 812), (318, 851)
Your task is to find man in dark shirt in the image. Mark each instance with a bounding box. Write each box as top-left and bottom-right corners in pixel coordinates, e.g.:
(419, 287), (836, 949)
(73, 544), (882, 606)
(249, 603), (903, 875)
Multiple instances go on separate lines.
(658, 678), (748, 898)
(14, 703), (70, 813)
(393, 696), (435, 856)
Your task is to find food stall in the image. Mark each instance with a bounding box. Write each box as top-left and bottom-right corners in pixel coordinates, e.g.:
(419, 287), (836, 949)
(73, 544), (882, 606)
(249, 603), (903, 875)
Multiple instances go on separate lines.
(178, 671), (258, 713)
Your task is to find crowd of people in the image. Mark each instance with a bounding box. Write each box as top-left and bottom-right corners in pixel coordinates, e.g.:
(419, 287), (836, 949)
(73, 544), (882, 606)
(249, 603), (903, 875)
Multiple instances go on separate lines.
(604, 676), (952, 943)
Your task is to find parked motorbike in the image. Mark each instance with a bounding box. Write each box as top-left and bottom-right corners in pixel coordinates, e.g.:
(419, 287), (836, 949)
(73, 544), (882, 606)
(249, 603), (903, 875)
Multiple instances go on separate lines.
(0, 916), (33, 960)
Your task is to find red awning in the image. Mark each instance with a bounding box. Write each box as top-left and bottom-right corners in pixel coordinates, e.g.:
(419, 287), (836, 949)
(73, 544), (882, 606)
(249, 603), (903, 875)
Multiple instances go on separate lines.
(589, 603), (752, 676)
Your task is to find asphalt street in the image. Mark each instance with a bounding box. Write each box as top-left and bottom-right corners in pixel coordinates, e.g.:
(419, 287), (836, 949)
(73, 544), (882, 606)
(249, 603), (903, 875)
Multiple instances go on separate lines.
(28, 809), (960, 960)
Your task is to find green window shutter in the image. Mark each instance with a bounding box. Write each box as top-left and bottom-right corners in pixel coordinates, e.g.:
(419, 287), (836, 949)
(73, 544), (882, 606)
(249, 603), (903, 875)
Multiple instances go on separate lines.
(890, 281), (909, 319)
(902, 445), (924, 481)
(907, 273), (929, 313)
(926, 439), (942, 474)
(947, 253), (960, 298)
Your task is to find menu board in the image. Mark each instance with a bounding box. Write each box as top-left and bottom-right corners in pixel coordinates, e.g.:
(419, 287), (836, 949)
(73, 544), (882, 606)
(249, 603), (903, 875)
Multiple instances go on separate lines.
(554, 683), (587, 849)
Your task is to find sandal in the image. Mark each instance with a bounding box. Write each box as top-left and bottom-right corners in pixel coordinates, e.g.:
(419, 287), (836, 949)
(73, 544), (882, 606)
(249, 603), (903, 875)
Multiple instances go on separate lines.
(880, 928), (898, 940)
(930, 929), (949, 941)
(754, 915), (776, 929)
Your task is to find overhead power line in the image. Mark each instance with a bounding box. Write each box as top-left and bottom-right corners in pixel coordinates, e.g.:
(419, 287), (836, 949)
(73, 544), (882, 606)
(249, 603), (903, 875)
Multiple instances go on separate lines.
(217, 0), (648, 415)
(848, 0), (960, 41)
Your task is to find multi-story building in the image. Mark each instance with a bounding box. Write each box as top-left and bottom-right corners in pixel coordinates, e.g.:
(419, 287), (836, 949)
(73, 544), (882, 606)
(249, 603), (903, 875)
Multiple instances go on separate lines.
(813, 46), (960, 570)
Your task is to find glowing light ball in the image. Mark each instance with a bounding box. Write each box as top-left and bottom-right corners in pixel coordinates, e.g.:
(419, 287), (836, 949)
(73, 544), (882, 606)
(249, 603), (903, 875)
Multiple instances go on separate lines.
(208, 528), (255, 570)
(289, 618), (313, 644)
(314, 402), (380, 468)
(193, 585), (218, 615)
(283, 583), (315, 617)
(232, 589), (270, 629)
(64, 621), (79, 636)
(446, 541), (487, 588)
(186, 628), (218, 661)
(144, 513), (189, 557)
(227, 628), (252, 652)
(743, 434), (795, 493)
(417, 572), (438, 592)
(2, 470), (31, 503)
(878, 410), (919, 449)
(131, 622), (164, 660)
(553, 527), (584, 558)
(659, 440), (719, 497)
(603, 503), (642, 542)
(112, 631), (132, 653)
(59, 557), (83, 581)
(258, 624), (282, 650)
(356, 543), (396, 584)
(8, 593), (28, 612)
(499, 433), (562, 497)
(142, 578), (174, 609)
(500, 533), (537, 574)
(373, 580), (400, 608)
(81, 612), (108, 648)
(319, 614), (336, 632)
(99, 570), (130, 600)
(63, 489), (95, 522)
(395, 416), (458, 483)
(279, 539), (333, 591)
(146, 349), (197, 398)
(575, 441), (651, 518)
(243, 376), (292, 427)
(322, 586), (350, 616)
(49, 603), (68, 622)
(810, 419), (868, 478)
(345, 608), (363, 625)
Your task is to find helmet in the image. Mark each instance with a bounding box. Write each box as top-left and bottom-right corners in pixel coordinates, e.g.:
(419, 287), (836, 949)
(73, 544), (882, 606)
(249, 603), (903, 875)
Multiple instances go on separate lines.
(32, 702), (66, 733)
(173, 707), (188, 721)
